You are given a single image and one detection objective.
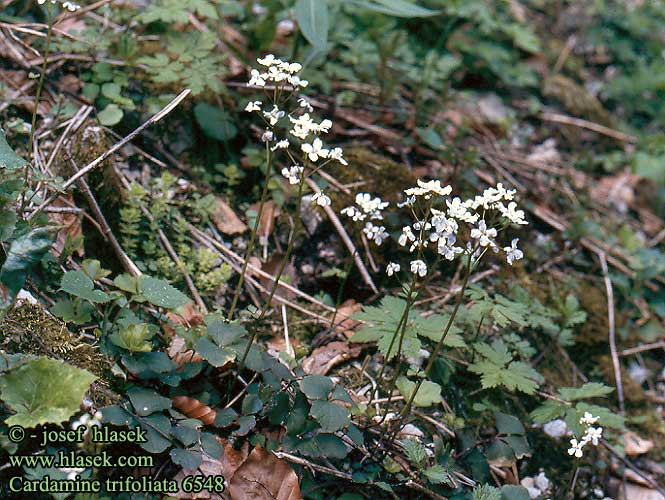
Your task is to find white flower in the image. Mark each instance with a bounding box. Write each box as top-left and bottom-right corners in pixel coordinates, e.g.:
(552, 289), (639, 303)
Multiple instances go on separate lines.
(271, 139), (290, 151)
(431, 209), (458, 235)
(580, 412), (599, 425)
(470, 220), (497, 247)
(503, 238), (524, 265)
(279, 61), (302, 73)
(328, 148), (347, 165)
(397, 195), (416, 208)
(534, 472), (550, 491)
(363, 222), (389, 245)
(497, 201), (528, 225)
(398, 226), (416, 247)
(263, 105), (285, 126)
(298, 97), (313, 112)
(405, 179), (452, 199)
(257, 54), (281, 67)
(288, 75), (308, 88)
(436, 235), (464, 260)
(301, 138), (329, 162)
(261, 130), (274, 142)
(354, 193), (388, 219)
(311, 191), (331, 207)
(386, 262), (400, 276)
(245, 100), (262, 112)
(249, 69), (266, 87)
(446, 197), (479, 223)
(340, 206), (365, 221)
(281, 166), (303, 185)
(584, 426), (603, 446)
(290, 113), (316, 139)
(410, 259), (428, 277)
(568, 438), (584, 458)
(62, 0), (80, 10)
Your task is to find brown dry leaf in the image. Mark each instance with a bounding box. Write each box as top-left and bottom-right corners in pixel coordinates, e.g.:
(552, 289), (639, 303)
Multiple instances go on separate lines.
(302, 341), (362, 375)
(211, 195), (247, 235)
(618, 485), (665, 500)
(334, 300), (362, 339)
(166, 302), (205, 331)
(589, 170), (639, 212)
(49, 194), (84, 258)
(172, 396), (217, 425)
(228, 445), (302, 500)
(167, 336), (203, 366)
(250, 200), (280, 244)
(624, 431), (655, 456)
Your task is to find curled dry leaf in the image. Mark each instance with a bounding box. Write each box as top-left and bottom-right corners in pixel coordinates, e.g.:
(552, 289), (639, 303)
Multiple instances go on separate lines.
(228, 445), (302, 500)
(167, 336), (203, 366)
(624, 431), (655, 457)
(302, 341), (362, 375)
(172, 396), (216, 425)
(211, 195), (247, 235)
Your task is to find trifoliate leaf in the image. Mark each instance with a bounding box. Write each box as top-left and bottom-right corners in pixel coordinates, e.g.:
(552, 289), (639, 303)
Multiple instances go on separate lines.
(0, 358), (96, 428)
(395, 376), (442, 407)
(469, 340), (543, 395)
(310, 400), (350, 432)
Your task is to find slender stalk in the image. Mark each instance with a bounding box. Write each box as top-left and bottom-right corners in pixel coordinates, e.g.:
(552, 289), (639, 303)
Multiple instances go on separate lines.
(21, 1), (53, 212)
(389, 252), (473, 441)
(236, 169), (307, 371)
(227, 143), (273, 320)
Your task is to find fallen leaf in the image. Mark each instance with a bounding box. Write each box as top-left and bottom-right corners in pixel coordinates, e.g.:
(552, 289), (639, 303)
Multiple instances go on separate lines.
(166, 302), (205, 332)
(228, 445), (302, 500)
(250, 200), (280, 245)
(49, 194), (84, 258)
(172, 396), (216, 425)
(211, 195), (247, 235)
(334, 300), (362, 339)
(589, 170), (639, 213)
(167, 336), (203, 366)
(624, 431), (654, 456)
(302, 341), (362, 375)
(618, 485), (665, 500)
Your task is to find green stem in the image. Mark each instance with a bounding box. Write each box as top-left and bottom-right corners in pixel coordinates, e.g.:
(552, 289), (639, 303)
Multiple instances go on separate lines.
(227, 143), (273, 320)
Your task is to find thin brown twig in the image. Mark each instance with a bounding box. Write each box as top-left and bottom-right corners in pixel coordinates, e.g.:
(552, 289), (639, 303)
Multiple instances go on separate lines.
(541, 112), (638, 143)
(597, 252), (624, 415)
(27, 89), (191, 220)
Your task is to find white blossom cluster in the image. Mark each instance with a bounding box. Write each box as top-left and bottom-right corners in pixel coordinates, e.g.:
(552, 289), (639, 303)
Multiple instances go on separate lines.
(341, 179), (527, 278)
(245, 55), (349, 209)
(37, 0), (80, 11)
(567, 412), (603, 458)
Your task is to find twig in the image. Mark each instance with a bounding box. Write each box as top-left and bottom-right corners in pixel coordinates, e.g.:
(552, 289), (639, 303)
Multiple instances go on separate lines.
(619, 340), (665, 357)
(305, 178), (378, 294)
(412, 410), (455, 438)
(46, 106), (93, 172)
(69, 159), (141, 276)
(28, 89), (191, 220)
(597, 252), (624, 415)
(601, 439), (665, 495)
(272, 451), (352, 481)
(541, 112), (638, 143)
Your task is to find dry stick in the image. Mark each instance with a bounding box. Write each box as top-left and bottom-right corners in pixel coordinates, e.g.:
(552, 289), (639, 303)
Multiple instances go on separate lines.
(597, 252), (625, 415)
(191, 227), (335, 313)
(69, 159), (141, 276)
(541, 112), (638, 144)
(305, 178), (378, 294)
(619, 340), (665, 357)
(46, 106), (93, 171)
(27, 89), (191, 221)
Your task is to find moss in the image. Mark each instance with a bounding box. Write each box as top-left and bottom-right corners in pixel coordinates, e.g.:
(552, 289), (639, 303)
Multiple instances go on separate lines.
(0, 303), (117, 407)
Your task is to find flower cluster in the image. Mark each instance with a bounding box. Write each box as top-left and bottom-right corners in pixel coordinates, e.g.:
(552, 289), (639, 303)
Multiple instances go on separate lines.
(37, 0), (80, 10)
(244, 55), (349, 209)
(567, 413), (603, 458)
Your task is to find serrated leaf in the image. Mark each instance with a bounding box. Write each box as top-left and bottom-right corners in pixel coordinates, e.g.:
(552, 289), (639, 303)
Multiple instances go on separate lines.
(60, 270), (110, 303)
(558, 382), (614, 402)
(469, 341), (543, 395)
(310, 400), (350, 432)
(395, 376), (442, 407)
(401, 438), (428, 466)
(0, 358), (96, 428)
(424, 464), (453, 485)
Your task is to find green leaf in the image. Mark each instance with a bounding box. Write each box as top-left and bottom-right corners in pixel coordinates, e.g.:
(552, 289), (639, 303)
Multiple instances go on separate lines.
(110, 323), (155, 352)
(114, 273), (139, 294)
(310, 400), (350, 432)
(501, 485), (531, 500)
(170, 448), (202, 469)
(60, 270), (110, 303)
(469, 341), (543, 395)
(0, 130), (26, 169)
(300, 374), (334, 400)
(558, 383), (614, 402)
(0, 227), (52, 315)
(138, 414), (172, 453)
(395, 376), (442, 407)
(50, 299), (95, 325)
(194, 337), (236, 367)
(139, 276), (189, 309)
(194, 103), (238, 141)
(127, 387), (172, 416)
(424, 464), (453, 485)
(214, 408), (237, 427)
(494, 412), (525, 435)
(295, 0), (329, 49)
(0, 358), (96, 428)
(349, 0), (439, 18)
(401, 438), (428, 466)
(97, 104), (124, 126)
